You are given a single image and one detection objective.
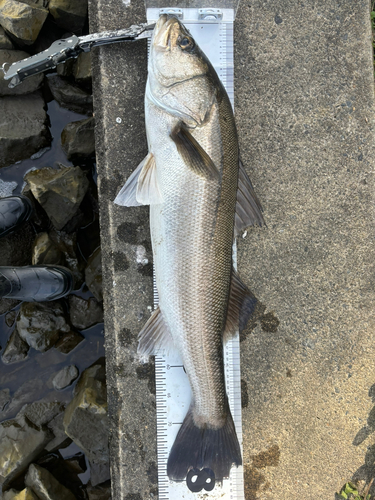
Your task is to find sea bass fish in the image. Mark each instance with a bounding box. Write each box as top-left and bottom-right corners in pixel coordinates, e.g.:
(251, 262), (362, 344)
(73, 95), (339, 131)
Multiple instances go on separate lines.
(115, 15), (264, 481)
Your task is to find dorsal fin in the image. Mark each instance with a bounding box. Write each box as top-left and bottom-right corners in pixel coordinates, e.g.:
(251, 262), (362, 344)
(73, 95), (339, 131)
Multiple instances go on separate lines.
(171, 125), (220, 180)
(235, 160), (265, 236)
(114, 152), (162, 206)
(223, 269), (257, 342)
(138, 306), (173, 356)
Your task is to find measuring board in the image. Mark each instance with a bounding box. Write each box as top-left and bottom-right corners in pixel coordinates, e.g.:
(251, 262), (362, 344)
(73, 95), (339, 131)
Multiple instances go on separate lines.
(146, 9), (245, 499)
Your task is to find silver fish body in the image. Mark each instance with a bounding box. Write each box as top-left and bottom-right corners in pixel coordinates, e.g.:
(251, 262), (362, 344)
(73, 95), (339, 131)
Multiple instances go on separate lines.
(115, 15), (264, 481)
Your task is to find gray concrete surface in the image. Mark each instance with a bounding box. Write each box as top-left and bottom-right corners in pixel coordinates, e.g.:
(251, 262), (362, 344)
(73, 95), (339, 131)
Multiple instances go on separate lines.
(89, 0), (375, 498)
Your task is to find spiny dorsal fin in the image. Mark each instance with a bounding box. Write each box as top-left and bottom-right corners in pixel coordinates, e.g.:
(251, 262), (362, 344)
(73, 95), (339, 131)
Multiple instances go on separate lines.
(171, 125), (220, 180)
(223, 269), (257, 342)
(114, 152), (162, 206)
(235, 160), (265, 236)
(138, 306), (173, 356)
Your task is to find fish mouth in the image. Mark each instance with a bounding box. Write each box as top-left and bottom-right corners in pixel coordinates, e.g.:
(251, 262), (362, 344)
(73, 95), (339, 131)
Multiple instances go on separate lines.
(153, 15), (180, 51)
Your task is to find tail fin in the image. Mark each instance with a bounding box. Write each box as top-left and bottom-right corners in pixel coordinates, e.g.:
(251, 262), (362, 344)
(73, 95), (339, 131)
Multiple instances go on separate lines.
(167, 405), (242, 481)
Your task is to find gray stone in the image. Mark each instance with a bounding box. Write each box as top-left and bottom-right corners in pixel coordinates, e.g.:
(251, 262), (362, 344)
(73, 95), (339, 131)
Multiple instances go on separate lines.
(0, 388), (10, 411)
(56, 58), (74, 77)
(23, 399), (65, 427)
(5, 310), (17, 327)
(47, 75), (92, 115)
(32, 232), (63, 266)
(2, 379), (44, 418)
(0, 298), (20, 315)
(86, 482), (111, 500)
(48, 0), (87, 32)
(0, 93), (50, 168)
(16, 301), (71, 352)
(0, 26), (13, 49)
(3, 488), (39, 500)
(69, 295), (103, 330)
(84, 247), (102, 302)
(45, 412), (72, 452)
(63, 359), (109, 486)
(2, 328), (29, 364)
(52, 364), (79, 390)
(0, 0), (48, 44)
(73, 51), (91, 82)
(25, 165), (89, 230)
(0, 50), (43, 95)
(49, 230), (84, 288)
(61, 117), (95, 160)
(54, 329), (84, 354)
(0, 414), (52, 489)
(25, 463), (77, 500)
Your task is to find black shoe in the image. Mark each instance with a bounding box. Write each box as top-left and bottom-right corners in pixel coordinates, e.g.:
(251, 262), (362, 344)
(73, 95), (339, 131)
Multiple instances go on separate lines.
(0, 195), (33, 239)
(0, 265), (74, 302)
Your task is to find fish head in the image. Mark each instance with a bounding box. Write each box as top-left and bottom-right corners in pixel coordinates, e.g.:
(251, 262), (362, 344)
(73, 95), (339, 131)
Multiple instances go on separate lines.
(151, 15), (208, 86)
(148, 15), (216, 125)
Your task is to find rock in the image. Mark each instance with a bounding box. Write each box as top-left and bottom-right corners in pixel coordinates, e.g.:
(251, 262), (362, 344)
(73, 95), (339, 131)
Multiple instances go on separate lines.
(0, 414), (52, 489)
(32, 232), (63, 266)
(0, 93), (51, 168)
(3, 379), (44, 419)
(52, 365), (78, 390)
(63, 359), (109, 486)
(61, 117), (95, 160)
(0, 50), (43, 95)
(54, 330), (84, 354)
(48, 0), (87, 32)
(3, 488), (39, 500)
(0, 219), (34, 265)
(49, 230), (84, 287)
(45, 412), (71, 452)
(16, 301), (71, 352)
(73, 51), (91, 82)
(85, 248), (102, 302)
(0, 26), (13, 49)
(86, 481), (111, 500)
(22, 185), (51, 233)
(25, 463), (77, 500)
(25, 165), (89, 230)
(0, 388), (10, 411)
(2, 328), (29, 364)
(0, 0), (48, 44)
(69, 295), (103, 330)
(47, 75), (92, 115)
(23, 399), (64, 427)
(5, 309), (17, 327)
(0, 298), (20, 315)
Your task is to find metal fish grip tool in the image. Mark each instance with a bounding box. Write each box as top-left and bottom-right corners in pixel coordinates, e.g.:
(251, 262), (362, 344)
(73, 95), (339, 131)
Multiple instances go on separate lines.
(146, 4), (245, 499)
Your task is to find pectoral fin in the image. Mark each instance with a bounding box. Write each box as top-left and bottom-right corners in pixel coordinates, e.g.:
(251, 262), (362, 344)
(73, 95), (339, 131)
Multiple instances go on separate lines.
(223, 269), (257, 342)
(114, 152), (162, 206)
(234, 160), (265, 236)
(171, 125), (220, 180)
(138, 306), (174, 356)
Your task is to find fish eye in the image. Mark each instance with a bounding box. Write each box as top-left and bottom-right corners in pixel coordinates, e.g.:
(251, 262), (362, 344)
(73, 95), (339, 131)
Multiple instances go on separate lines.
(179, 36), (194, 50)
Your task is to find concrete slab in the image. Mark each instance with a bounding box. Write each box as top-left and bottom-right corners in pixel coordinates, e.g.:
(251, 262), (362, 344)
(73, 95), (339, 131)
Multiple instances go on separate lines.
(89, 0), (375, 498)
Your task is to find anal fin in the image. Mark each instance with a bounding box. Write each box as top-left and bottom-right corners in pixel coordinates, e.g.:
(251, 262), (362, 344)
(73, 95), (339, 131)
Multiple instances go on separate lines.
(138, 306), (173, 356)
(224, 269), (257, 342)
(235, 160), (265, 236)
